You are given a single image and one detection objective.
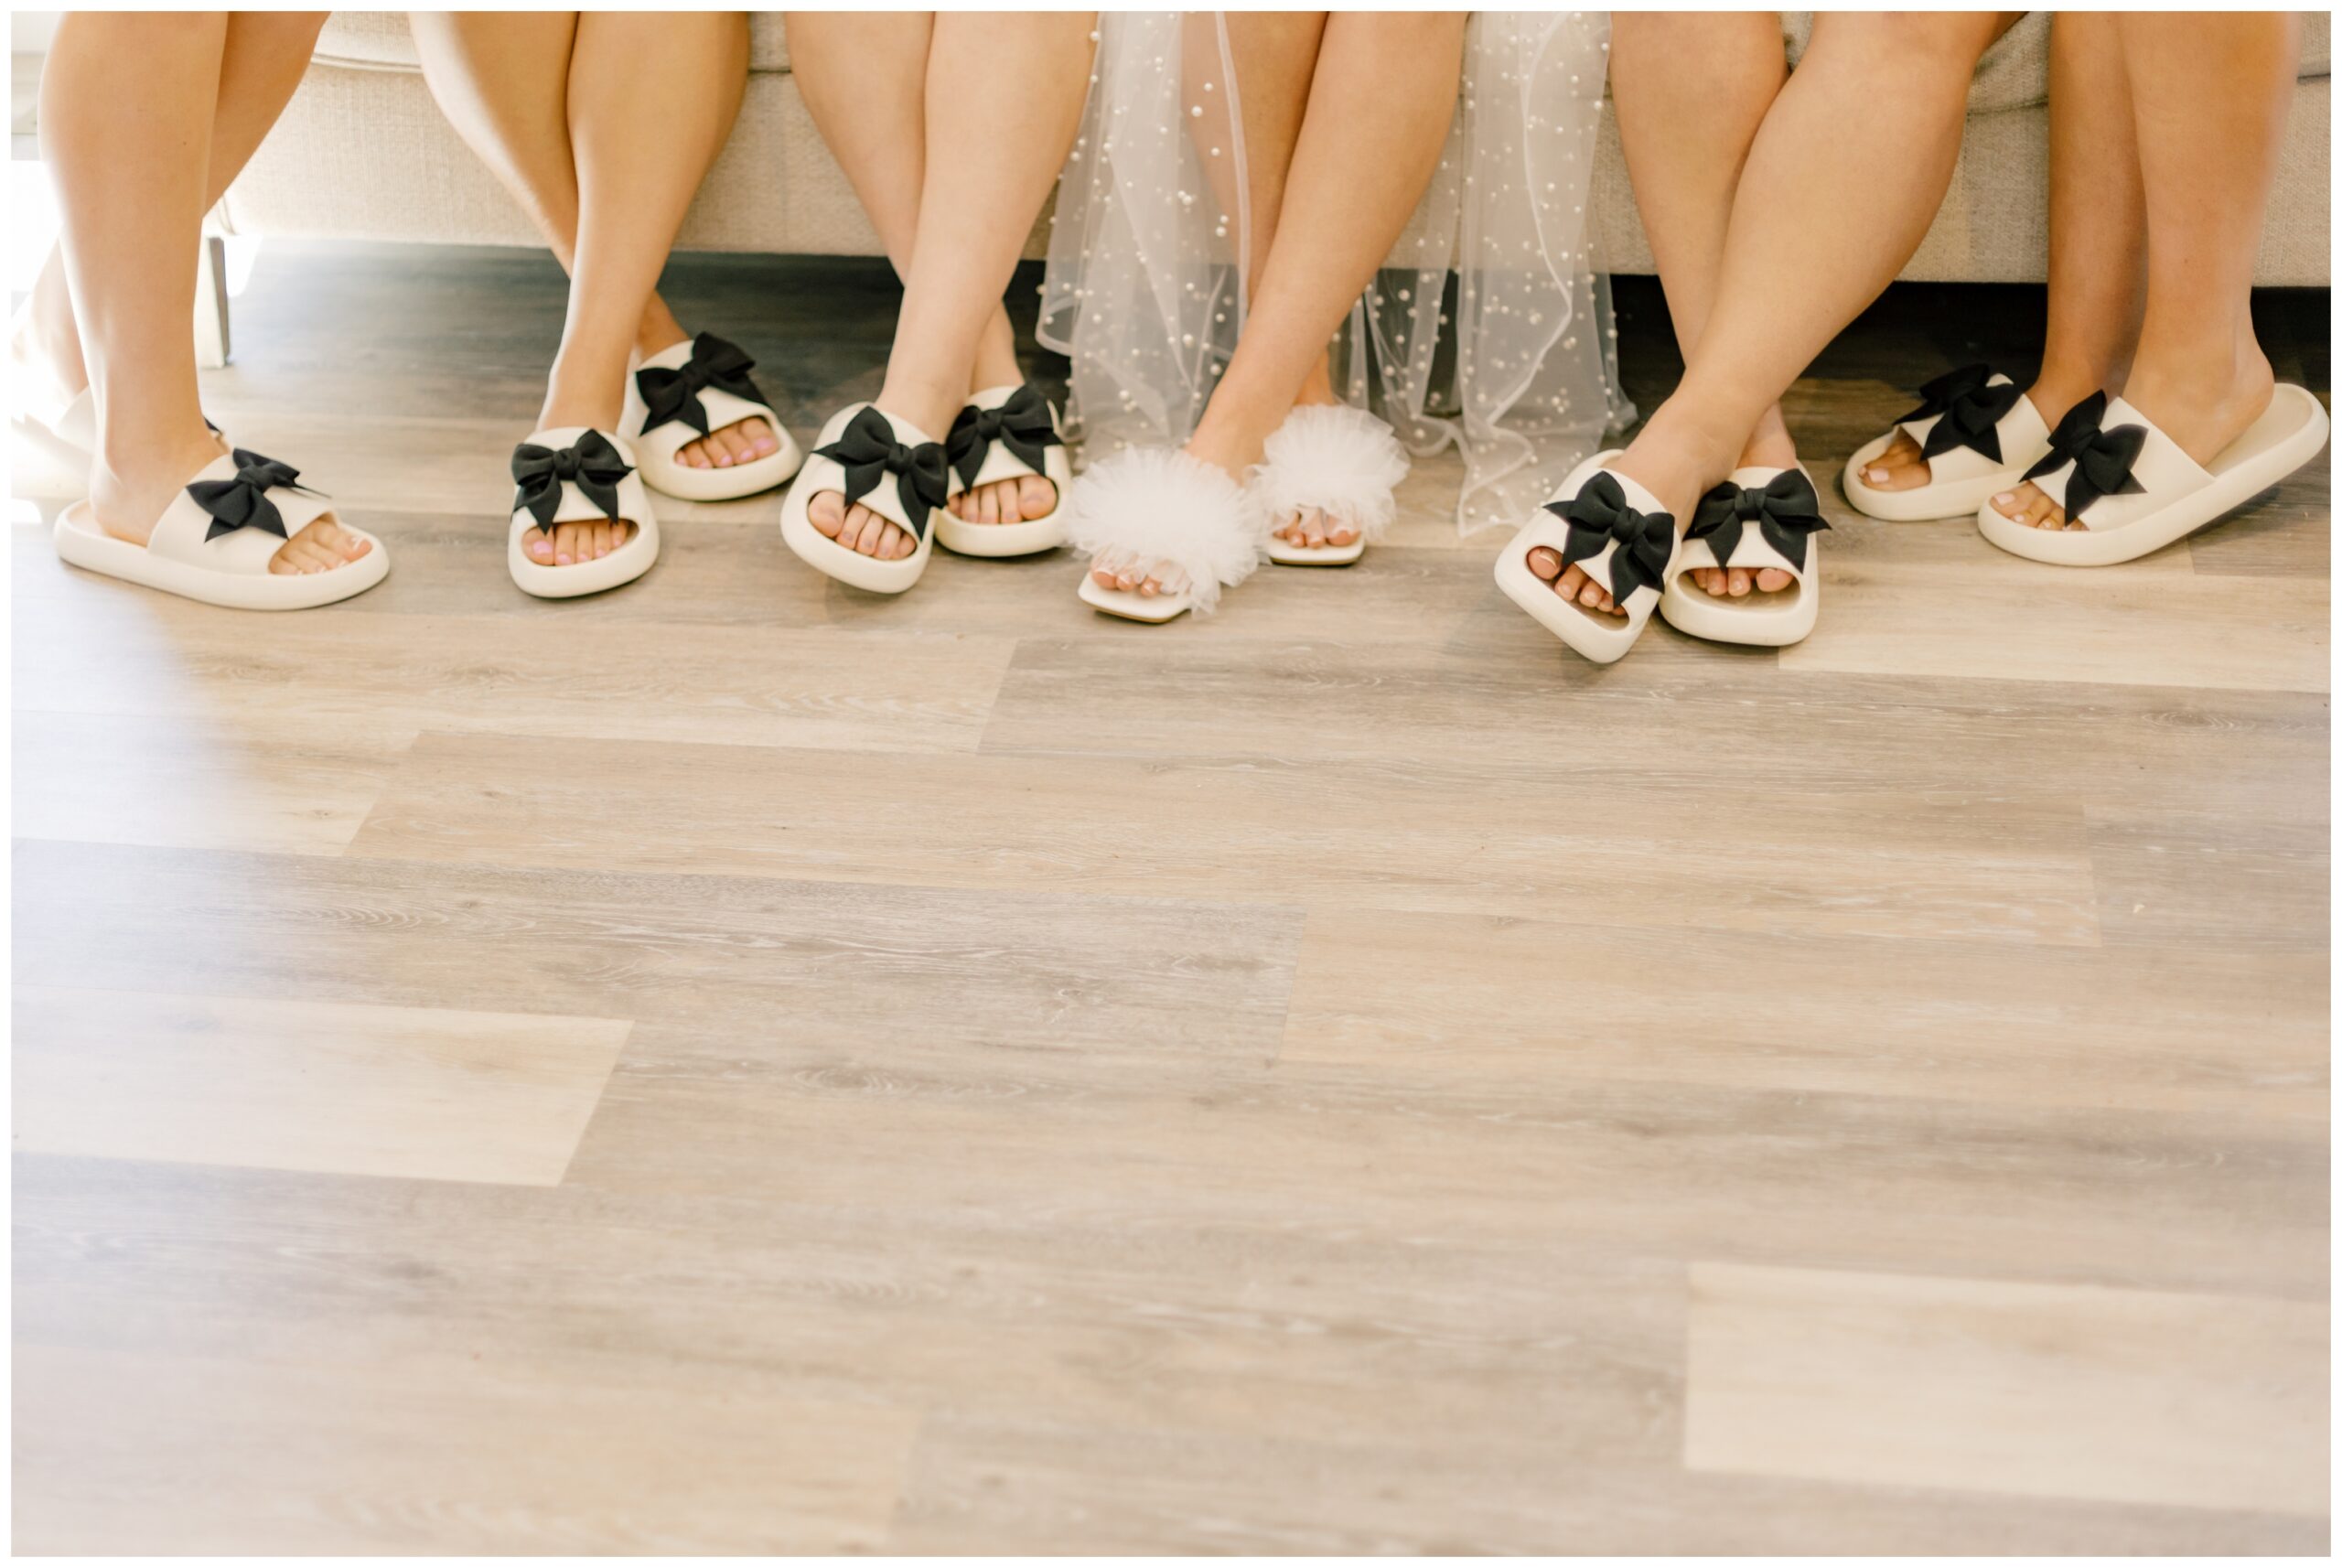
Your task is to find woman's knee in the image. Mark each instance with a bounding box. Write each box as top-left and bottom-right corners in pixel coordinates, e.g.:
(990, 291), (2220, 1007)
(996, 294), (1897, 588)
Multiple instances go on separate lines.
(1614, 12), (1784, 81)
(1805, 11), (2005, 91)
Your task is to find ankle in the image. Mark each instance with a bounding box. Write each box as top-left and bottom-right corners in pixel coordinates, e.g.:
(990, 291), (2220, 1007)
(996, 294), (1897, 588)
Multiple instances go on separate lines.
(634, 298), (688, 362)
(1737, 409), (1799, 471)
(872, 368), (964, 443)
(92, 423), (224, 536)
(1185, 408), (1273, 483)
(1616, 399), (1743, 515)
(540, 356), (626, 434)
(2029, 353), (2112, 426)
(968, 349), (1024, 395)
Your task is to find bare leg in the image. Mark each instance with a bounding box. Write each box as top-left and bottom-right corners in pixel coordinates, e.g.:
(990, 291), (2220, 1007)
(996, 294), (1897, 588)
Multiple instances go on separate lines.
(410, 11), (775, 483)
(16, 11), (328, 406)
(41, 11), (366, 575)
(1101, 12), (1465, 596)
(1863, 9), (2144, 498)
(1558, 11), (2011, 618)
(1222, 12), (1352, 557)
(786, 12), (1035, 532)
(1993, 12), (2297, 531)
(1602, 12), (1792, 599)
(488, 12), (744, 569)
(799, 11), (1095, 562)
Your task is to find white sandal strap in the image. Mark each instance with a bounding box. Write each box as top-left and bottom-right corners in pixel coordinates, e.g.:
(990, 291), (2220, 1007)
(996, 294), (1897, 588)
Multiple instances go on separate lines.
(1064, 446), (1267, 616)
(629, 333), (775, 453)
(946, 384), (1066, 496)
(1544, 467), (1674, 606)
(510, 427), (649, 533)
(806, 403), (949, 539)
(1252, 403), (1410, 542)
(1892, 366), (2051, 484)
(1678, 466), (1826, 579)
(147, 448), (332, 574)
(2019, 392), (2195, 529)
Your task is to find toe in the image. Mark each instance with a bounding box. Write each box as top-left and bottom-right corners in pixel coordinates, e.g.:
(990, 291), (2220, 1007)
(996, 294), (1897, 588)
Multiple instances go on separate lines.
(526, 527), (554, 562)
(723, 423), (761, 466)
(811, 490), (845, 538)
(1526, 546), (1563, 582)
(1556, 563), (1585, 599)
(1727, 567), (1752, 597)
(1019, 476), (1057, 520)
(1755, 567), (1791, 593)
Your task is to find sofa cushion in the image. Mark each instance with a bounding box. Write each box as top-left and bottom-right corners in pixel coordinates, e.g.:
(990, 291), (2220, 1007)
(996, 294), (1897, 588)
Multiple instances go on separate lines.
(1784, 11), (2327, 114)
(315, 12), (791, 75)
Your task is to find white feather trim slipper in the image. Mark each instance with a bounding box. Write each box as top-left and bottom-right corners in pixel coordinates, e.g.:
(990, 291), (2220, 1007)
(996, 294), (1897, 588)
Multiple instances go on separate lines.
(1067, 446), (1267, 622)
(1978, 384), (2329, 566)
(1254, 403), (1409, 566)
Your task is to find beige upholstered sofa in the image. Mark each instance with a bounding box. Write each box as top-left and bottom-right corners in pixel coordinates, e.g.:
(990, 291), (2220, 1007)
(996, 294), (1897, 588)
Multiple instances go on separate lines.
(221, 12), (2330, 285)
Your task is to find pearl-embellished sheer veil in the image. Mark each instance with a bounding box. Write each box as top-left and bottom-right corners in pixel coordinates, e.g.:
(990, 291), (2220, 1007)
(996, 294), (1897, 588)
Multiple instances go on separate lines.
(1041, 11), (1628, 535)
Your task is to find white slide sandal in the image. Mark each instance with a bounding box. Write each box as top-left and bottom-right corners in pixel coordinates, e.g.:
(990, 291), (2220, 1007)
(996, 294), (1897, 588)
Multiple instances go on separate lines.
(1843, 364), (2052, 522)
(1066, 446), (1267, 623)
(619, 332), (801, 501)
(935, 382), (1070, 558)
(52, 445), (389, 610)
(1254, 403), (1410, 567)
(1494, 450), (1679, 665)
(1659, 465), (1828, 648)
(508, 426), (660, 599)
(1978, 384), (2330, 567)
(11, 382), (96, 469)
(779, 403), (951, 595)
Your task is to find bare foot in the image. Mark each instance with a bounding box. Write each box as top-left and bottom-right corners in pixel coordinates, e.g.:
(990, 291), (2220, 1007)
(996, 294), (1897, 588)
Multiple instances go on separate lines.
(1524, 400), (1728, 618)
(811, 392), (953, 561)
(94, 426), (373, 576)
(1264, 367), (1362, 553)
(1989, 341), (2275, 532)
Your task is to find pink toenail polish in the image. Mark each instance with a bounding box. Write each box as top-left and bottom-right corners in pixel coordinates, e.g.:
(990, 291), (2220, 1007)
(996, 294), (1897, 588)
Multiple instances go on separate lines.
(1993, 491), (2014, 505)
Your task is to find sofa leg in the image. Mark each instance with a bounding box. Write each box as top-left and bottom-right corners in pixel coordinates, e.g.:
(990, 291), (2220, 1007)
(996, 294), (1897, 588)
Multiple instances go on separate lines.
(195, 233), (231, 369)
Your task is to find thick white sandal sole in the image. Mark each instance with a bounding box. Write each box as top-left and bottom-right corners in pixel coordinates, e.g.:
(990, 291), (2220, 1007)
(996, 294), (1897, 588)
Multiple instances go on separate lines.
(1842, 431), (2032, 522)
(54, 502), (389, 610)
(1978, 384), (2329, 566)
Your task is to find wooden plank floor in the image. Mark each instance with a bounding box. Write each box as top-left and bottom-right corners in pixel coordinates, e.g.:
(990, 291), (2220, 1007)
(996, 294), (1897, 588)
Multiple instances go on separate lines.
(11, 245), (2331, 1553)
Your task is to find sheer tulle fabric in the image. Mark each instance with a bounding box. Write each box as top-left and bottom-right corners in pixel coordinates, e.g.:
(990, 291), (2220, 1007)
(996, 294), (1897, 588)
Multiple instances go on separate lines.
(1042, 11), (1629, 535)
(1038, 13), (1248, 456)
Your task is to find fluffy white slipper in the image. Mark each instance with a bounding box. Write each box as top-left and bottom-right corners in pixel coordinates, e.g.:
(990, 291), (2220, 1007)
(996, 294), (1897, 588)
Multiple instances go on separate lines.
(619, 332), (801, 501)
(508, 426), (660, 599)
(1843, 364), (2052, 522)
(53, 445), (389, 610)
(1254, 403), (1409, 566)
(1494, 450), (1679, 665)
(1978, 384), (2329, 567)
(779, 403), (951, 595)
(935, 382), (1070, 558)
(1066, 446), (1267, 622)
(1659, 465), (1826, 648)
